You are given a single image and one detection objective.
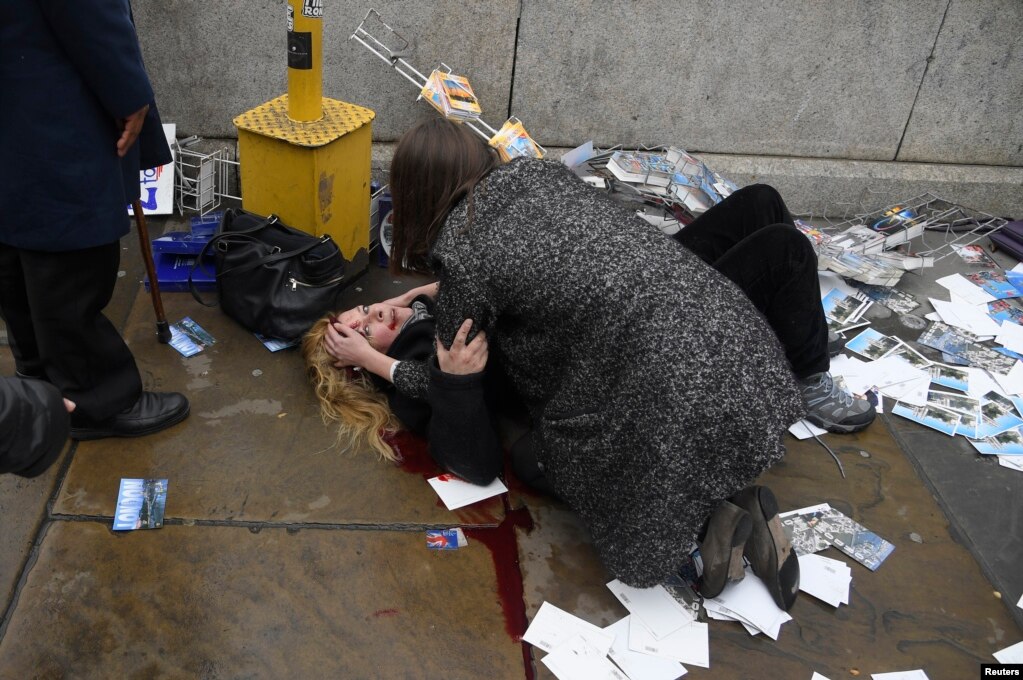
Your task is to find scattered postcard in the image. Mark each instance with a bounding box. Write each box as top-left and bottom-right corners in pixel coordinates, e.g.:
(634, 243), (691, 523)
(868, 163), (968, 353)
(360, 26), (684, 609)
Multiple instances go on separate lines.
(169, 317), (215, 357)
(926, 389), (980, 416)
(886, 341), (933, 371)
(606, 580), (695, 639)
(951, 243), (998, 268)
(113, 478), (168, 531)
(988, 300), (1023, 327)
(928, 363), (969, 392)
(993, 361), (1023, 396)
(892, 401), (961, 436)
(425, 528), (467, 550)
(936, 273), (996, 305)
(969, 427), (1023, 456)
(1001, 455), (1023, 472)
(705, 568), (792, 640)
(628, 616), (709, 668)
(604, 617), (687, 680)
(964, 270), (1020, 300)
(1006, 270), (1023, 295)
(426, 473), (507, 511)
(871, 671), (930, 680)
(954, 409), (981, 439)
(254, 333), (300, 352)
(813, 508), (895, 571)
(540, 634), (627, 680)
(995, 321), (1023, 355)
(881, 376), (929, 408)
(930, 298), (1002, 337)
(977, 391), (1023, 438)
(1018, 593), (1023, 609)
(523, 602), (613, 655)
(812, 674), (834, 680)
(993, 639), (1023, 663)
(798, 553), (851, 607)
(789, 420), (828, 440)
(854, 282), (920, 314)
(822, 289), (870, 325)
(780, 504), (834, 556)
(942, 351), (970, 366)
(919, 322), (1018, 374)
(846, 328), (901, 360)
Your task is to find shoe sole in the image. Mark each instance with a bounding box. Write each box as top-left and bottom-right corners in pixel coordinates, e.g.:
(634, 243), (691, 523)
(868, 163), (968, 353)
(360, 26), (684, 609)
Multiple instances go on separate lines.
(70, 405), (190, 441)
(805, 411), (874, 434)
(699, 502), (753, 599)
(732, 486), (800, 611)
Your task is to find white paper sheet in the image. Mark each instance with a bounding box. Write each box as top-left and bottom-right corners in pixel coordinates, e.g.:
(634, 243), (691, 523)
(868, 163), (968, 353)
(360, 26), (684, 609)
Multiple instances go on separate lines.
(604, 617), (687, 680)
(627, 615), (709, 668)
(811, 674), (834, 680)
(789, 420), (828, 439)
(540, 634), (628, 680)
(1017, 593), (1023, 609)
(1000, 456), (1023, 472)
(965, 368), (1002, 400)
(993, 360), (1023, 396)
(797, 554), (852, 607)
(705, 568), (792, 640)
(426, 473), (507, 510)
(936, 274), (996, 305)
(522, 602), (613, 655)
(606, 580), (695, 640)
(993, 639), (1023, 663)
(930, 298), (1003, 337)
(818, 271), (860, 298)
(870, 672), (930, 680)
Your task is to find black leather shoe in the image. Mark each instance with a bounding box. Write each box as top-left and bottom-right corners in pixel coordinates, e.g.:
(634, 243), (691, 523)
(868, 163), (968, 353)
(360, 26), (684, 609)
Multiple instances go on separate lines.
(70, 391), (189, 440)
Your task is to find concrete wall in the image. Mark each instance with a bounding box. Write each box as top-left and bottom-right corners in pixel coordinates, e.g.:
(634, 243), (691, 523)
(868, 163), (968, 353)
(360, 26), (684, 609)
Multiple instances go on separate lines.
(133, 0), (1023, 215)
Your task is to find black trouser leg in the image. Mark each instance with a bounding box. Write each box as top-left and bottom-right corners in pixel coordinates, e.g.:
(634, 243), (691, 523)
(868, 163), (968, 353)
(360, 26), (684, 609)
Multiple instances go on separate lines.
(0, 245), (44, 377)
(1, 243), (142, 421)
(673, 185), (828, 379)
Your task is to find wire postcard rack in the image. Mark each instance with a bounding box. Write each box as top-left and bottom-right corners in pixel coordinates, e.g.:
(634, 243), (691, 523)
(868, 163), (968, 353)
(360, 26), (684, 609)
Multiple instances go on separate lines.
(349, 8), (546, 158)
(173, 136), (240, 216)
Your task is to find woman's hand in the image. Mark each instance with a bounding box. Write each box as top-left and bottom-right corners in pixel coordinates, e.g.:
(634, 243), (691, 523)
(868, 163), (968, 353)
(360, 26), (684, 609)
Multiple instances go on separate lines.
(436, 319), (488, 375)
(323, 320), (382, 369)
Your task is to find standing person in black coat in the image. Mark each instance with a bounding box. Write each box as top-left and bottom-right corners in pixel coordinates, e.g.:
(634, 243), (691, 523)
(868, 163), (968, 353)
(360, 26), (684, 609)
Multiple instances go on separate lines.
(0, 0), (188, 439)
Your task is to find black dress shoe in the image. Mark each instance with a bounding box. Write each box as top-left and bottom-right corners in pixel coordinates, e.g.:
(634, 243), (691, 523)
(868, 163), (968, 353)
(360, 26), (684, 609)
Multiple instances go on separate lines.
(70, 391), (189, 440)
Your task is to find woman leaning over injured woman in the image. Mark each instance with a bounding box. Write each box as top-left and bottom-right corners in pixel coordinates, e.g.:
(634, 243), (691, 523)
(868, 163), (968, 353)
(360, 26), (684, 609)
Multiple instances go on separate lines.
(303, 118), (875, 611)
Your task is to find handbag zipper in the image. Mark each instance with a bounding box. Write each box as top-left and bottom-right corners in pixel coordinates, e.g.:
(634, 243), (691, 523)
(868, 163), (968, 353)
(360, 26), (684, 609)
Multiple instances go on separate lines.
(289, 275), (344, 291)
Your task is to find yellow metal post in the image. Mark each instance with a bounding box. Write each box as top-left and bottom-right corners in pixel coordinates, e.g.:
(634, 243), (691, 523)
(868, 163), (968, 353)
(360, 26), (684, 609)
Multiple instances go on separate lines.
(235, 1), (375, 270)
(286, 0), (322, 122)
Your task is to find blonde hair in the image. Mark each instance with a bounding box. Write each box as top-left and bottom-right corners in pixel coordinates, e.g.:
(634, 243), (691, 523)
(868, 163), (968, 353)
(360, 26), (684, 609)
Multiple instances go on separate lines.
(302, 316), (401, 462)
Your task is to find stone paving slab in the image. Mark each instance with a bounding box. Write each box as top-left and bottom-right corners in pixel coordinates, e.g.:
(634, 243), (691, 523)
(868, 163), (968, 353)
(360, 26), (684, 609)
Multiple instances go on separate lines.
(53, 292), (502, 528)
(517, 420), (1021, 678)
(0, 522), (523, 679)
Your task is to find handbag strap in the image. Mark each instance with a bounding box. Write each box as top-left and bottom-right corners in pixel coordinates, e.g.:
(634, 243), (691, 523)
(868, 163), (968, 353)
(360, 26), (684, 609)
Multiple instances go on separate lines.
(188, 212), (279, 306)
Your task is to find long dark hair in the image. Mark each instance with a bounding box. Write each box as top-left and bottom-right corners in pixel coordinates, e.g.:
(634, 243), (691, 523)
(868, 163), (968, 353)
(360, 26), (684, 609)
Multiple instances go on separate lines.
(388, 118), (501, 275)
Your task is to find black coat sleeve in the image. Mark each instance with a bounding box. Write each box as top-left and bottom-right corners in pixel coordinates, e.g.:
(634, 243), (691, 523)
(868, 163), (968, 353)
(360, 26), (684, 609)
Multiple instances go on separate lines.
(0, 377), (69, 478)
(426, 361), (502, 486)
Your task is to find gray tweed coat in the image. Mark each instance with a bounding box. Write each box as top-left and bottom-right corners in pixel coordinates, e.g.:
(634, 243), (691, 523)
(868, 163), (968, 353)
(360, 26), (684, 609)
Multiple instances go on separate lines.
(394, 158), (806, 587)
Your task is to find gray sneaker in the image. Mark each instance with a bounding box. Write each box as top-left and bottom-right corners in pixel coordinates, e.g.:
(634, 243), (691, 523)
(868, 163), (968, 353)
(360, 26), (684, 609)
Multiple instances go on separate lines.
(801, 371), (876, 433)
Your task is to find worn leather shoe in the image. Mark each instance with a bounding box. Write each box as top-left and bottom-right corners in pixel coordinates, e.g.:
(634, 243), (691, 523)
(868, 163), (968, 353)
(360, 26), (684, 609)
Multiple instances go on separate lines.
(70, 391), (189, 440)
(698, 500), (752, 599)
(730, 485), (800, 611)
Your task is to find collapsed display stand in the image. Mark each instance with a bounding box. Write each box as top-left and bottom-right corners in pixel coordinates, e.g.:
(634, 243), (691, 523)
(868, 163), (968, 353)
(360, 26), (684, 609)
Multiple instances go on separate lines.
(173, 136), (240, 216)
(821, 192), (1010, 266)
(349, 8), (545, 157)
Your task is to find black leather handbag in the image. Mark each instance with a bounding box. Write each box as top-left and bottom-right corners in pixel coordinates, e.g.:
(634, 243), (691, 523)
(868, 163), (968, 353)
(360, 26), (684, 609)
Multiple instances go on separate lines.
(189, 209), (347, 340)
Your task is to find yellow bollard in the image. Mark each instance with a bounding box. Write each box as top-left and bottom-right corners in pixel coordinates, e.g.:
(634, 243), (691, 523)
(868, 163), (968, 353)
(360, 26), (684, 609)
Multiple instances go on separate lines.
(235, 0), (375, 270)
(286, 0), (322, 122)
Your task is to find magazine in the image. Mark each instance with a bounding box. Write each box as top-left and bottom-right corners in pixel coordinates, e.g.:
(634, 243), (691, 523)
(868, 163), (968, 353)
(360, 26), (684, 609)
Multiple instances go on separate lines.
(488, 118), (543, 162)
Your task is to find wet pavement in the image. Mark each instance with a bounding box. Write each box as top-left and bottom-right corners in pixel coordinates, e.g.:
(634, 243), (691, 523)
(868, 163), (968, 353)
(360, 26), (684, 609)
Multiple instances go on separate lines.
(1, 213), (1022, 679)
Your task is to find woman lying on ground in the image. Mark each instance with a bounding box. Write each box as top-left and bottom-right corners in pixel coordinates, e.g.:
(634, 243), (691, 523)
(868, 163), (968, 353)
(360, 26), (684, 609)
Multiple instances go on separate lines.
(308, 119), (874, 609)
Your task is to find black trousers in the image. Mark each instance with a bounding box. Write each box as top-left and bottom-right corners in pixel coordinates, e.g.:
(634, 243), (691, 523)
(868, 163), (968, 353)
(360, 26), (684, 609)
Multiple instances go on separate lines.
(672, 184), (829, 379)
(0, 242), (142, 422)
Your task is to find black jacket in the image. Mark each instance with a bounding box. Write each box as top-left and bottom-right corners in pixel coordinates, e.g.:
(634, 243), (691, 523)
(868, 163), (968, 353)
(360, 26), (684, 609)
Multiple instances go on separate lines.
(0, 377), (68, 478)
(373, 296), (502, 485)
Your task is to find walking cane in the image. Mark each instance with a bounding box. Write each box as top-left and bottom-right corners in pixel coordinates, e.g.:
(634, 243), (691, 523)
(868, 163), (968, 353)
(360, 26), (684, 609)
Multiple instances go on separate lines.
(131, 200), (172, 344)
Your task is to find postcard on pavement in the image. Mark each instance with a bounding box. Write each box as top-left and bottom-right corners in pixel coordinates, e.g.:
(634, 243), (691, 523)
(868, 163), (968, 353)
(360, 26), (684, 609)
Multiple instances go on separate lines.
(812, 508), (895, 571)
(928, 363), (969, 392)
(780, 505), (834, 556)
(845, 328), (901, 360)
(169, 316), (215, 357)
(969, 426), (1023, 456)
(427, 473), (507, 511)
(113, 478), (168, 531)
(892, 401), (961, 436)
(853, 282), (920, 314)
(951, 243), (998, 268)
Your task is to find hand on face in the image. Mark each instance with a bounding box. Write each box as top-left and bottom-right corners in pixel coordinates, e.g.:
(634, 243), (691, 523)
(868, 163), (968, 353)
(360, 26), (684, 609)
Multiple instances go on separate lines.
(323, 318), (383, 369)
(334, 302), (410, 355)
(436, 319), (488, 375)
